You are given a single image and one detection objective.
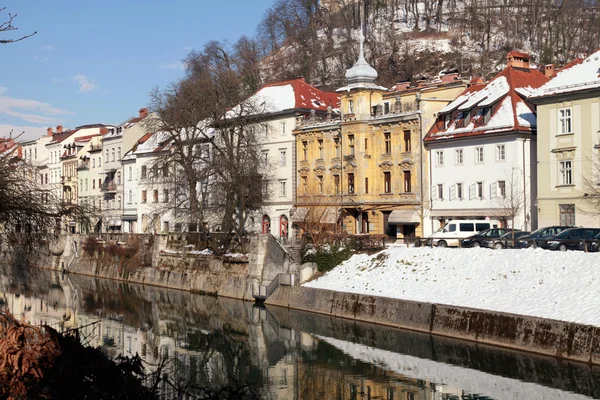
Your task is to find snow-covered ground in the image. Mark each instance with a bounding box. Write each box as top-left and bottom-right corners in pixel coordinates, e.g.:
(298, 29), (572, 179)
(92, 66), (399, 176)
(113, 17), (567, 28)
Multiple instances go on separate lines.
(317, 335), (595, 400)
(304, 247), (600, 327)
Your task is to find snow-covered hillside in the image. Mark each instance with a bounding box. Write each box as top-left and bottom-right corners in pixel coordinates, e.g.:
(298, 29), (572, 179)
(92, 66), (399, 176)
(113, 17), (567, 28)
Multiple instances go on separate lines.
(304, 246), (600, 327)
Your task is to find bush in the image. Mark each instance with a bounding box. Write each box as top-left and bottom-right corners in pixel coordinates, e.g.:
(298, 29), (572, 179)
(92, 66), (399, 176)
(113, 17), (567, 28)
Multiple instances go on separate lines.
(303, 244), (354, 273)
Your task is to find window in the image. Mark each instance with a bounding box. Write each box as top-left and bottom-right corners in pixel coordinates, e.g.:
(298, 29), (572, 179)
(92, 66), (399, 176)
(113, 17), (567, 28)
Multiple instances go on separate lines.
(92, 180), (95, 189)
(450, 182), (463, 200)
(365, 177), (369, 194)
(153, 190), (158, 203)
(334, 175), (340, 194)
(383, 172), (391, 193)
(302, 141), (308, 160)
(318, 140), (324, 159)
(475, 147), (484, 163)
(111, 148), (115, 162)
(98, 157), (101, 167)
(496, 144), (506, 161)
(262, 150), (269, 164)
(559, 108), (572, 134)
(163, 189), (169, 203)
(141, 166), (147, 179)
(280, 121), (286, 136)
(460, 223), (475, 232)
(163, 221), (169, 232)
(403, 130), (411, 152)
(105, 149), (109, 163)
(435, 150), (444, 166)
(455, 148), (463, 165)
(348, 99), (354, 114)
(163, 165), (169, 177)
(34, 148), (37, 160)
(483, 107), (491, 124)
(559, 204), (575, 226)
(437, 184), (444, 200)
(128, 166), (132, 180)
(461, 111), (471, 127)
(364, 138), (368, 151)
(317, 176), (324, 193)
(279, 180), (287, 197)
(279, 149), (286, 166)
(383, 132), (391, 153)
(117, 196), (121, 209)
(334, 137), (340, 157)
(117, 171), (121, 185)
(92, 158), (95, 168)
(85, 178), (88, 191)
(560, 160), (573, 185)
(118, 147), (121, 160)
(384, 102), (390, 114)
(128, 190), (133, 204)
(498, 180), (506, 198)
(477, 182), (484, 198)
(301, 176), (307, 194)
(348, 135), (355, 155)
(347, 173), (355, 194)
(443, 114), (451, 129)
(141, 190), (147, 203)
(404, 171), (411, 192)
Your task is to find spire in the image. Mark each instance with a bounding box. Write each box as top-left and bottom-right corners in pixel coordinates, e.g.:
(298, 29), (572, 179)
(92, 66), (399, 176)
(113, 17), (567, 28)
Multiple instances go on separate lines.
(342, 2), (379, 89)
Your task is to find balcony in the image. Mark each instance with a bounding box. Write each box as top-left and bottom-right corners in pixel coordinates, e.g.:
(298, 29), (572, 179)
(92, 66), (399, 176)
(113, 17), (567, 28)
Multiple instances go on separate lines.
(101, 181), (117, 192)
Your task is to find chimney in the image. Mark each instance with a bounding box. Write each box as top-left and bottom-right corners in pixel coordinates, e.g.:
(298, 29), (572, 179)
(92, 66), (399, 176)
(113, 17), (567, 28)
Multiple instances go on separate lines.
(544, 64), (555, 78)
(56, 125), (63, 134)
(506, 51), (531, 69)
(394, 81), (411, 91)
(441, 73), (459, 83)
(139, 108), (149, 118)
(47, 127), (53, 137)
(469, 77), (485, 87)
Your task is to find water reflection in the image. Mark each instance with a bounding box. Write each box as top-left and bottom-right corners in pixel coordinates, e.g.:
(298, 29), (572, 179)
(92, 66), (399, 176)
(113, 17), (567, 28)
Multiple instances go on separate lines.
(0, 269), (598, 400)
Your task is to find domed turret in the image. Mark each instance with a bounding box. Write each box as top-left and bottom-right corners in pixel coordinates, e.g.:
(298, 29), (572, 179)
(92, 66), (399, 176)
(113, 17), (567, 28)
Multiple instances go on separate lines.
(345, 29), (378, 85)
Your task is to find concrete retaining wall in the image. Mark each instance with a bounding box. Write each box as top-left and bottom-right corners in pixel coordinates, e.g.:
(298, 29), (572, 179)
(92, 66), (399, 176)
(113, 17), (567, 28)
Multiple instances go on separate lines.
(266, 286), (600, 365)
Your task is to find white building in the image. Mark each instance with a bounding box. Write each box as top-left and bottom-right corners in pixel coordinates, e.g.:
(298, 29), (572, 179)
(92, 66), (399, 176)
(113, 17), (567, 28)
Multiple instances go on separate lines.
(241, 78), (339, 239)
(101, 108), (151, 232)
(424, 52), (551, 232)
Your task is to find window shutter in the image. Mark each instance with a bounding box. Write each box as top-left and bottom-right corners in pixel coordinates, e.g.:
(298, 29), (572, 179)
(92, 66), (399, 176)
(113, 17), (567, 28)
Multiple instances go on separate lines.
(449, 185), (456, 201)
(431, 185), (438, 201)
(490, 182), (497, 199)
(469, 183), (476, 200)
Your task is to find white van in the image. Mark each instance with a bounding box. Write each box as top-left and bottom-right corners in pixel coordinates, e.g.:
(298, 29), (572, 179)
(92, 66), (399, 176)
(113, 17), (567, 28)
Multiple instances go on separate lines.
(428, 219), (500, 247)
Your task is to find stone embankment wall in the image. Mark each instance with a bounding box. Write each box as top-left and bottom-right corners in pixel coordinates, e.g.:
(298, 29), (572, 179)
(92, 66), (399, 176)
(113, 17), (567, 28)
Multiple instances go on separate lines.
(266, 286), (600, 365)
(46, 233), (299, 301)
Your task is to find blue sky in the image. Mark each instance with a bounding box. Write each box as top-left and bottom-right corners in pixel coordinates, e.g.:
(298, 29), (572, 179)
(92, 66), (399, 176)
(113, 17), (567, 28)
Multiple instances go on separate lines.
(0, 0), (276, 141)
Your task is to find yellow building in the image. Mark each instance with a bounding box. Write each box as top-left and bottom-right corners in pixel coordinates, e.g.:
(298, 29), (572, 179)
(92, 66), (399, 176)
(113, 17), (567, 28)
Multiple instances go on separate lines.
(530, 50), (600, 228)
(293, 31), (466, 239)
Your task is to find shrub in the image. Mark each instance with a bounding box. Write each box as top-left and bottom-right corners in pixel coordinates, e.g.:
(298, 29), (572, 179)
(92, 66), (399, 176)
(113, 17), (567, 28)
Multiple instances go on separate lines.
(303, 243), (354, 273)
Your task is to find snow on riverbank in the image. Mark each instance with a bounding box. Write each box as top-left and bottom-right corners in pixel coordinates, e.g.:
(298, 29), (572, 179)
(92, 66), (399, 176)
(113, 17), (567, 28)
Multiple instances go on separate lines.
(304, 247), (600, 327)
(316, 335), (594, 400)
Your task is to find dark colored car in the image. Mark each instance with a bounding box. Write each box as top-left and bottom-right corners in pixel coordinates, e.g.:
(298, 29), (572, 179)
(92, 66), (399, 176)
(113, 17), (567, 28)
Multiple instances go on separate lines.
(488, 231), (530, 249)
(514, 226), (573, 248)
(587, 231), (600, 252)
(460, 228), (516, 248)
(539, 228), (600, 251)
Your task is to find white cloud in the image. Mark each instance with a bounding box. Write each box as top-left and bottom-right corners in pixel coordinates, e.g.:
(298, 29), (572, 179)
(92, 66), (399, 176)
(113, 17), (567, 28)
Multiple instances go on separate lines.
(40, 45), (55, 51)
(0, 87), (72, 125)
(0, 124), (49, 142)
(73, 75), (97, 93)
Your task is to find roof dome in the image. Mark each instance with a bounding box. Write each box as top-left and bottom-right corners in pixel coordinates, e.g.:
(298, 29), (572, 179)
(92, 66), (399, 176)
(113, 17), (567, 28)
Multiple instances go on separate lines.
(345, 30), (378, 84)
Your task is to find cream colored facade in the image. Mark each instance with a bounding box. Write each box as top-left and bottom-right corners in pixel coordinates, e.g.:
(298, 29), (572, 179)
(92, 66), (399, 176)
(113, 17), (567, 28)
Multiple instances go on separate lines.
(533, 94), (600, 228)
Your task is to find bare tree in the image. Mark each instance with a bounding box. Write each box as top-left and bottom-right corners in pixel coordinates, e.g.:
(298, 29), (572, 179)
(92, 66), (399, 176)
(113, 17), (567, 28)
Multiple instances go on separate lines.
(147, 41), (271, 253)
(489, 167), (527, 236)
(1, 7), (36, 44)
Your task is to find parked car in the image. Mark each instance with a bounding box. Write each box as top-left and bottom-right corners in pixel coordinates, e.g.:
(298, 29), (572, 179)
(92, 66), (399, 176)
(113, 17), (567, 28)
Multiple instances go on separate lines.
(586, 231), (600, 252)
(514, 226), (573, 248)
(487, 231), (530, 249)
(461, 228), (518, 248)
(539, 228), (600, 251)
(427, 219), (501, 247)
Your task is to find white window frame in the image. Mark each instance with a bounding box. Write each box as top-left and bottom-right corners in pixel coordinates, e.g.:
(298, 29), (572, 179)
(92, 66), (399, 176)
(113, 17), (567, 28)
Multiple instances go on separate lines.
(437, 184), (444, 201)
(455, 148), (463, 165)
(348, 99), (354, 114)
(475, 147), (484, 164)
(456, 182), (463, 200)
(559, 160), (573, 185)
(558, 108), (572, 135)
(280, 121), (286, 136)
(496, 144), (506, 161)
(279, 149), (286, 166)
(435, 150), (444, 167)
(279, 180), (287, 197)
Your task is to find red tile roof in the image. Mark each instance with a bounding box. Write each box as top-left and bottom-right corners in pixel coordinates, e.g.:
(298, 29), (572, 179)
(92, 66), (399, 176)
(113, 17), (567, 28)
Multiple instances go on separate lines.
(425, 65), (549, 143)
(48, 129), (80, 144)
(259, 78), (341, 111)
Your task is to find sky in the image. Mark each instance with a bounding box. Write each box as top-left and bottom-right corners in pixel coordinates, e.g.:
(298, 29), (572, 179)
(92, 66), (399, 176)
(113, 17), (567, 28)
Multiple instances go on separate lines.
(0, 0), (277, 141)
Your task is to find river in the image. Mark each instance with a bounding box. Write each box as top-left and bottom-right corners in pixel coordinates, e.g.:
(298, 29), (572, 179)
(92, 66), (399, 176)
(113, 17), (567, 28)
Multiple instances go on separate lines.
(0, 269), (598, 400)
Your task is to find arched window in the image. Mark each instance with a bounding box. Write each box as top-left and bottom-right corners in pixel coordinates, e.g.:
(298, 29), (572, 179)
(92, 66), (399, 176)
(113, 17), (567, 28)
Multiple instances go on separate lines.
(280, 215), (288, 238)
(261, 215), (271, 234)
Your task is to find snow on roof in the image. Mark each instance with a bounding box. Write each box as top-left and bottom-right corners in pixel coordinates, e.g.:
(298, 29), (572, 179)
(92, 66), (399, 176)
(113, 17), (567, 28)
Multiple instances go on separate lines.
(531, 49), (600, 98)
(235, 78), (340, 116)
(133, 131), (171, 156)
(426, 62), (548, 143)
